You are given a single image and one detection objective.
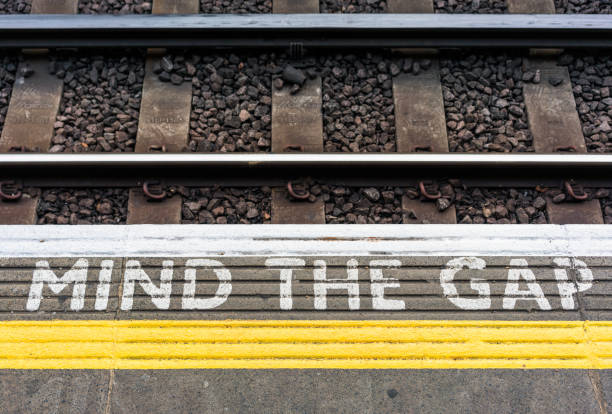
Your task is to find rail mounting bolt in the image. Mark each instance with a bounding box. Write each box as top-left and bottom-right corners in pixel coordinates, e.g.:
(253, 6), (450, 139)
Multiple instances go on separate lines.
(0, 181), (23, 202)
(564, 180), (588, 201)
(554, 145), (577, 152)
(287, 180), (310, 201)
(419, 180), (441, 200)
(148, 144), (167, 153)
(283, 145), (304, 152)
(143, 181), (167, 201)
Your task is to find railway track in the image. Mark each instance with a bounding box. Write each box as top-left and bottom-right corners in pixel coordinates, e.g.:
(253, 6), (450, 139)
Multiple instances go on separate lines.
(1, 0), (612, 412)
(0, 13), (611, 226)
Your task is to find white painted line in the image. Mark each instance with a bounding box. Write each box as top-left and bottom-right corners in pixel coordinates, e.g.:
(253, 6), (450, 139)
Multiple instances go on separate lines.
(0, 224), (609, 257)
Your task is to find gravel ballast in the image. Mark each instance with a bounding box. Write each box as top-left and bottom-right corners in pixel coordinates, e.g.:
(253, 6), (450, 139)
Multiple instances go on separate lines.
(321, 185), (404, 223)
(434, 0), (506, 13)
(559, 53), (612, 153)
(321, 53), (396, 152)
(36, 188), (128, 224)
(0, 55), (17, 137)
(50, 52), (146, 152)
(189, 53), (272, 152)
(78, 0), (151, 14)
(440, 53), (533, 152)
(454, 188), (548, 224)
(181, 186), (271, 223)
(555, 0), (611, 13)
(200, 0), (271, 13)
(165, 51), (480, 154)
(601, 190), (612, 224)
(320, 0), (386, 13)
(0, 0), (30, 13)
(434, 0), (611, 13)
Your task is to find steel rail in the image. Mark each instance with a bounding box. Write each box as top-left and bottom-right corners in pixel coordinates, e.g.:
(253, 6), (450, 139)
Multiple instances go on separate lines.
(2, 153), (612, 188)
(1, 152), (612, 167)
(0, 14), (610, 49)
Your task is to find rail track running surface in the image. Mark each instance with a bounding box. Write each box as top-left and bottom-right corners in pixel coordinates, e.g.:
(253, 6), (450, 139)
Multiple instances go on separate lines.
(1, 0), (612, 412)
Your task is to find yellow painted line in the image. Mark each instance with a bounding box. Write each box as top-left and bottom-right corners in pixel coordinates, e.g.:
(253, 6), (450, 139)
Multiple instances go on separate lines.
(1, 320), (611, 369)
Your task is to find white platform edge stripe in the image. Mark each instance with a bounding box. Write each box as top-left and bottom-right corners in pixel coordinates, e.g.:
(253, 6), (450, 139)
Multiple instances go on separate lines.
(0, 224), (610, 257)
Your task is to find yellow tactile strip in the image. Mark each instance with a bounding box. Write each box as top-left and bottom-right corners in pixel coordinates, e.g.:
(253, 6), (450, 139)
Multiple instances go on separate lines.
(1, 320), (612, 369)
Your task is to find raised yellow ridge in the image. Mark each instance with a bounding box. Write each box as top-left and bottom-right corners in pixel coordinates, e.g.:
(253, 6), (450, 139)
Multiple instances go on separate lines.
(1, 320), (611, 369)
